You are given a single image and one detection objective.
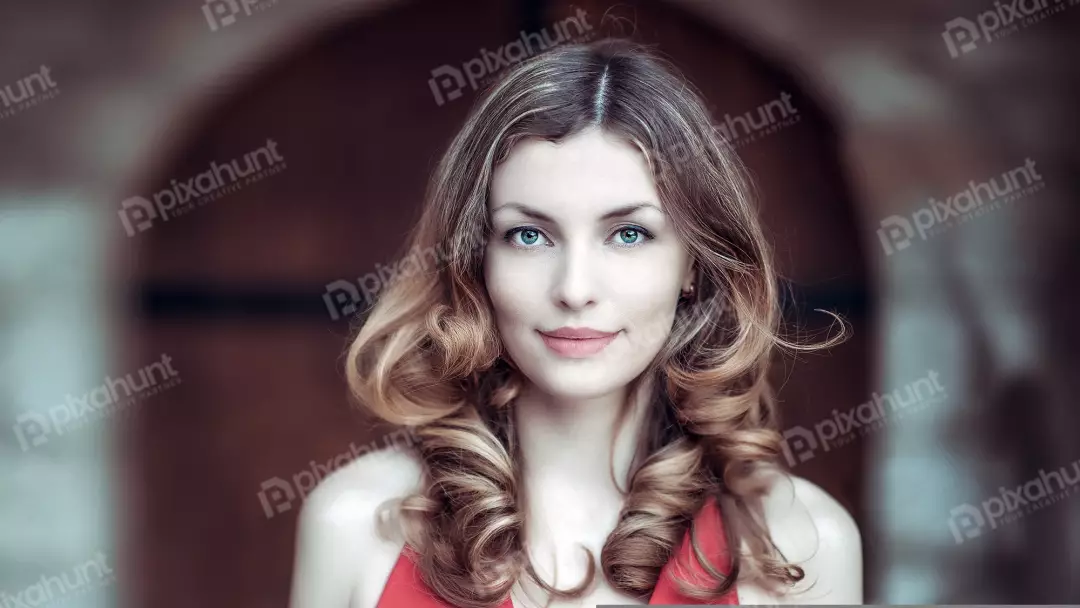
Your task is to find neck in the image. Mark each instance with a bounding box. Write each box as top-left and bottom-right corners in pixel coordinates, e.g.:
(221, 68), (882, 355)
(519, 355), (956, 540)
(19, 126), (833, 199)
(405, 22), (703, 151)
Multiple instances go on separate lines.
(513, 375), (655, 500)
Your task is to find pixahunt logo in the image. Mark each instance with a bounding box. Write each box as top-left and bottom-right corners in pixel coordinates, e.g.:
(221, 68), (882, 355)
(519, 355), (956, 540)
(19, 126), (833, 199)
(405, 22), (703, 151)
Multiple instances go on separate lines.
(323, 241), (458, 321)
(427, 8), (596, 107)
(948, 457), (1080, 544)
(118, 138), (286, 237)
(781, 370), (946, 467)
(257, 428), (417, 518)
(713, 92), (800, 148)
(0, 551), (114, 608)
(12, 353), (181, 451)
(658, 92), (800, 182)
(202, 0), (280, 32)
(877, 158), (1044, 256)
(0, 65), (60, 121)
(942, 0), (1078, 58)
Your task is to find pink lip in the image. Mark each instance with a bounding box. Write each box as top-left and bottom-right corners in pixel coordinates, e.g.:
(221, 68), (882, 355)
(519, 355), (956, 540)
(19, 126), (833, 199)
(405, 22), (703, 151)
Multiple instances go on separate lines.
(538, 328), (619, 358)
(542, 326), (617, 339)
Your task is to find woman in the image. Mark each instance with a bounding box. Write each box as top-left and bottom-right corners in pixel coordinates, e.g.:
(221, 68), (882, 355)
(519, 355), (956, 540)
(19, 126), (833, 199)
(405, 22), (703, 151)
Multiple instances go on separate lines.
(289, 38), (862, 607)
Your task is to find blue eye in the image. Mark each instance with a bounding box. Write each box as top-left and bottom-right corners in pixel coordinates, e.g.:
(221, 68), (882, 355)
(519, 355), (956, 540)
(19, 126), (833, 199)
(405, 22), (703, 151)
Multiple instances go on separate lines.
(504, 227), (551, 248)
(616, 227), (643, 245)
(610, 224), (655, 248)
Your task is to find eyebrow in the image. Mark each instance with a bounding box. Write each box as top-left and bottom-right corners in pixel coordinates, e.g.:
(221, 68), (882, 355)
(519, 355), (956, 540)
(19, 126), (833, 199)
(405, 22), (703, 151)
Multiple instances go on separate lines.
(492, 201), (664, 222)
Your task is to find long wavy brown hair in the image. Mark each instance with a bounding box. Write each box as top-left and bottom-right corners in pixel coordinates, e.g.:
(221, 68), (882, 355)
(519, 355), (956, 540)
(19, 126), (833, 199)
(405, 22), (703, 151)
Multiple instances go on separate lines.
(345, 37), (843, 607)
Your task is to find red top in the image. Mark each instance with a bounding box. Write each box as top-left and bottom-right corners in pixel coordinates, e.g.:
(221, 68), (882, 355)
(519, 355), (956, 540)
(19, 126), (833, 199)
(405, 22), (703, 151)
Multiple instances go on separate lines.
(375, 497), (739, 606)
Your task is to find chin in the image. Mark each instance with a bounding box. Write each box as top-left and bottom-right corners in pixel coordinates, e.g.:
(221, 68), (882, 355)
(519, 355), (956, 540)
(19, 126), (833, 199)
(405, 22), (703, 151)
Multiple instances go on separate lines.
(536, 378), (623, 400)
(521, 363), (639, 400)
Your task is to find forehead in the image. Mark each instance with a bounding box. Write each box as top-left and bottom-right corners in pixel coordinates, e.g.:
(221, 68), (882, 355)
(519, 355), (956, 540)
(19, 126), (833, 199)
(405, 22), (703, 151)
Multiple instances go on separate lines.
(488, 128), (662, 216)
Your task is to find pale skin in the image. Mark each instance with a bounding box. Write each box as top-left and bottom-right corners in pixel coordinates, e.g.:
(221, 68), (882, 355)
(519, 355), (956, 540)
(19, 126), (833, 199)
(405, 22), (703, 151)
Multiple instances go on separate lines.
(289, 127), (863, 607)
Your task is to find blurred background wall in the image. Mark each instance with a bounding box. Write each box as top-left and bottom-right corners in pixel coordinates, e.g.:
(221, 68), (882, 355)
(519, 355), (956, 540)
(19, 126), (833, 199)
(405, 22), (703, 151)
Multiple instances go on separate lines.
(1, 0), (1077, 607)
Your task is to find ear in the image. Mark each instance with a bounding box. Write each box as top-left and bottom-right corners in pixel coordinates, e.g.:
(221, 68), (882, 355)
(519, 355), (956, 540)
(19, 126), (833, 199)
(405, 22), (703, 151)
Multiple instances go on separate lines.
(681, 257), (695, 292)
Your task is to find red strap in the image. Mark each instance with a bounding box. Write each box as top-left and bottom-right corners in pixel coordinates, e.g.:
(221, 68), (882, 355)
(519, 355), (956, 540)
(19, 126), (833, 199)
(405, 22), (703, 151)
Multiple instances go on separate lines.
(376, 547), (515, 608)
(649, 496), (739, 604)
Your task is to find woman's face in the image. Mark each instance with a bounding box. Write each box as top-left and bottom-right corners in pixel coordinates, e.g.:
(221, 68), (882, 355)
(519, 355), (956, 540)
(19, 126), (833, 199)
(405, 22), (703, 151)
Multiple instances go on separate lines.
(484, 127), (694, 399)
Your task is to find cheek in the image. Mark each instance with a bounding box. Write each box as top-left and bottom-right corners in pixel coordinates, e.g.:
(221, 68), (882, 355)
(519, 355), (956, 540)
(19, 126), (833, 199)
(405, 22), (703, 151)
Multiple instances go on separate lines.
(483, 253), (534, 324)
(614, 261), (683, 347)
(622, 290), (680, 352)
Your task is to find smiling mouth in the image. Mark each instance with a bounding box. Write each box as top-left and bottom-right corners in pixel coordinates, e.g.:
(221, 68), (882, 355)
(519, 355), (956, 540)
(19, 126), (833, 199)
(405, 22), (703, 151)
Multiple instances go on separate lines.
(537, 330), (620, 358)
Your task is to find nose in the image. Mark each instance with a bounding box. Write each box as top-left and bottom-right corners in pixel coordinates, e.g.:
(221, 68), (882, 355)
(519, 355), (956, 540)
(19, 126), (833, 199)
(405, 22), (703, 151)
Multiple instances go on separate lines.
(551, 240), (598, 310)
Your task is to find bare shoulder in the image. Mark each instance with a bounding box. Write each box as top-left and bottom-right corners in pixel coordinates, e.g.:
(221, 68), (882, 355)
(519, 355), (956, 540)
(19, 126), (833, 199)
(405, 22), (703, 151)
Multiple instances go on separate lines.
(735, 471), (864, 604)
(289, 446), (424, 608)
(304, 443), (424, 512)
(785, 475), (862, 553)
